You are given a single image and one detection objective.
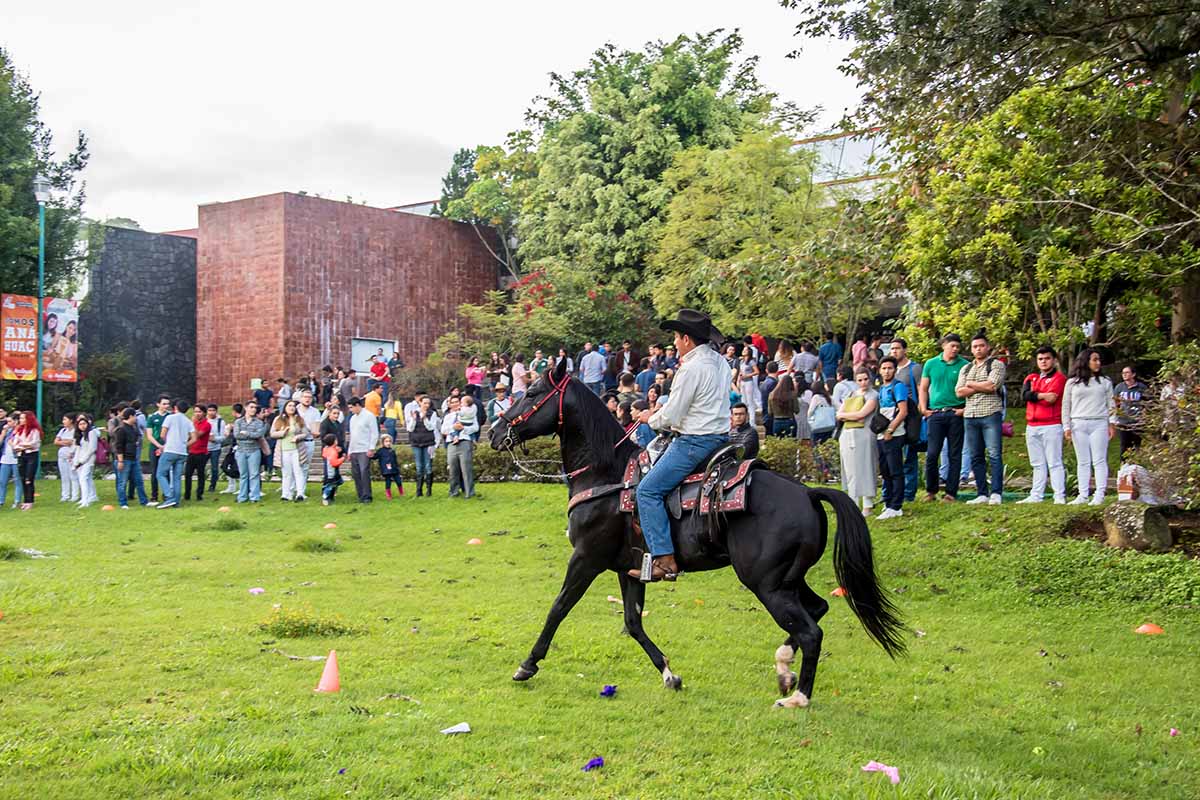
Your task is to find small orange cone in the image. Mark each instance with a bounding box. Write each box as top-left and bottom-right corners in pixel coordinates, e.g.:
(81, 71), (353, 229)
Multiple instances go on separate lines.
(315, 650), (340, 693)
(1135, 623), (1164, 635)
(323, 523), (337, 530)
(467, 537), (483, 545)
(101, 504), (115, 511)
(831, 587), (847, 597)
(218, 506), (231, 512)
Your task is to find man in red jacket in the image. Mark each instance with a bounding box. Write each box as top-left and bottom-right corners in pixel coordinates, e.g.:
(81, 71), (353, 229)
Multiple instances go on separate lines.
(1018, 346), (1068, 504)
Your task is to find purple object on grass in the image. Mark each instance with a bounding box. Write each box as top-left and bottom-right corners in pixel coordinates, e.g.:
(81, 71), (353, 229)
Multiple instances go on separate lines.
(582, 756), (605, 772)
(599, 685), (617, 697)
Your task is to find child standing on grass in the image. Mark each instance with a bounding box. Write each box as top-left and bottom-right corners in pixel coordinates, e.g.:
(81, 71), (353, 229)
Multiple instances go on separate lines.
(321, 433), (345, 506)
(375, 434), (403, 498)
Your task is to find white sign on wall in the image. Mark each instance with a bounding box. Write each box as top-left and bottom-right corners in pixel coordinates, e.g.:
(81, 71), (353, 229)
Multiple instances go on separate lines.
(350, 337), (397, 372)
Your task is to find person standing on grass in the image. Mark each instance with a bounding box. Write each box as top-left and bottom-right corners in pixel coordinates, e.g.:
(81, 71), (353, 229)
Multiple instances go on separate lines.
(919, 333), (969, 503)
(320, 404), (347, 452)
(579, 345), (607, 396)
(407, 395), (440, 497)
(320, 433), (346, 506)
(818, 332), (843, 387)
(956, 332), (1007, 505)
(382, 389), (404, 442)
(1063, 348), (1117, 506)
(441, 395), (480, 498)
(1113, 365), (1149, 458)
(375, 434), (403, 499)
(55, 413), (79, 503)
(0, 413), (19, 509)
(114, 408), (149, 508)
(72, 414), (100, 508)
(296, 389), (322, 466)
(233, 402), (267, 503)
(889, 338), (923, 502)
(183, 405), (211, 502)
(144, 395), (171, 503)
(10, 411), (42, 511)
(836, 368), (879, 516)
(1018, 346), (1068, 504)
(347, 396), (379, 503)
(768, 375), (800, 438)
(510, 354), (529, 400)
(155, 400), (194, 509)
(875, 357), (909, 520)
(272, 399), (308, 502)
(205, 405), (227, 495)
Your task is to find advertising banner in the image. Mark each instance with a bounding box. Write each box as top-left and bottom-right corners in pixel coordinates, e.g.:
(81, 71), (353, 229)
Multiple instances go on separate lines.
(0, 293), (38, 381)
(0, 294), (80, 382)
(41, 296), (79, 382)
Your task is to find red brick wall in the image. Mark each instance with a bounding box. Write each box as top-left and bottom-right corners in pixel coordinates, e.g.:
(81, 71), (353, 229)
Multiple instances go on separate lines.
(196, 194), (286, 405)
(196, 192), (499, 404)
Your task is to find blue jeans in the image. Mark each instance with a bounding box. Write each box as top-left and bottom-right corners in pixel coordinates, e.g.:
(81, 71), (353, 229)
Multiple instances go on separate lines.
(411, 446), (432, 479)
(771, 418), (796, 438)
(235, 449), (263, 502)
(116, 457), (148, 506)
(901, 443), (920, 501)
(877, 437), (905, 511)
(636, 432), (728, 557)
(208, 450), (221, 490)
(585, 381), (605, 396)
(0, 462), (16, 506)
(383, 418), (398, 441)
(965, 411), (1004, 497)
(156, 452), (187, 504)
(924, 410), (964, 498)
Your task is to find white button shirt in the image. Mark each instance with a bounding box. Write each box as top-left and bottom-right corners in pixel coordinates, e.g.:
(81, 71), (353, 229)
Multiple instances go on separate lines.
(648, 344), (731, 436)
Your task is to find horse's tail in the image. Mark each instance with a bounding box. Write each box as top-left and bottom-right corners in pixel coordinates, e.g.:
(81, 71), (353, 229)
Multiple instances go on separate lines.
(809, 486), (907, 659)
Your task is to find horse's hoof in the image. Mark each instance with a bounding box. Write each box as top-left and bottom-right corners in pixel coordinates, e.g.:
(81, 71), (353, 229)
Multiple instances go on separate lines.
(777, 670), (798, 696)
(664, 675), (683, 691)
(512, 665), (538, 682)
(774, 690), (810, 709)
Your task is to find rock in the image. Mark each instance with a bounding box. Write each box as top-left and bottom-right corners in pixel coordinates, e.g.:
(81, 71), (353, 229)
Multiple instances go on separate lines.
(1103, 502), (1173, 553)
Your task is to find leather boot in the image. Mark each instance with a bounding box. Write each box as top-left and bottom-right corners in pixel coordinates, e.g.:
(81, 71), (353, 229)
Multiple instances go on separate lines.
(416, 478), (423, 497)
(626, 554), (680, 583)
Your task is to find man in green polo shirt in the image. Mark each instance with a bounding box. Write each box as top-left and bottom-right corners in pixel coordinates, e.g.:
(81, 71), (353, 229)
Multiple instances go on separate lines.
(919, 333), (969, 502)
(144, 395), (171, 504)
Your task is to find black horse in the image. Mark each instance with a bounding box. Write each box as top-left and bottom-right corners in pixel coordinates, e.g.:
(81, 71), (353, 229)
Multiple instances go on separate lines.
(489, 358), (905, 707)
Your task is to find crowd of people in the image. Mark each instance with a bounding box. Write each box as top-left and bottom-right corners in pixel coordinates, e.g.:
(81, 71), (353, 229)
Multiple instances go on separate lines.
(0, 333), (1171, 517)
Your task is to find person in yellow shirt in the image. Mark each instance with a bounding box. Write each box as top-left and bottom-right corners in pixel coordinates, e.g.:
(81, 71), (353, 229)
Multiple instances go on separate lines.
(382, 390), (404, 440)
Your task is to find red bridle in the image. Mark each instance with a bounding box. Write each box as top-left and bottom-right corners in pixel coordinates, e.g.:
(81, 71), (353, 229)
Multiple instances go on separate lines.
(502, 370), (572, 433)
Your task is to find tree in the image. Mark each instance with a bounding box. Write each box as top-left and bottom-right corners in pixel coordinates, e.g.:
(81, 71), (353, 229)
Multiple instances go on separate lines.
(432, 147), (479, 218)
(0, 48), (89, 298)
(894, 74), (1193, 361)
(649, 129), (823, 332)
(516, 30), (774, 294)
(783, 0), (1200, 340)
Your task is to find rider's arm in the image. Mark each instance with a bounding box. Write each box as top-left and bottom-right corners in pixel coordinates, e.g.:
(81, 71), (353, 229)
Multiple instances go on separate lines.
(648, 363), (696, 432)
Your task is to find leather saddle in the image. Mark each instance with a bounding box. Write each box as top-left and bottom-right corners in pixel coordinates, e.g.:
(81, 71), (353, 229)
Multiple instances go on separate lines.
(615, 443), (760, 521)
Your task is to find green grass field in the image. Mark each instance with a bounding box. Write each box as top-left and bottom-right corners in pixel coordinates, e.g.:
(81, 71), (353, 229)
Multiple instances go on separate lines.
(1, 481), (1197, 799)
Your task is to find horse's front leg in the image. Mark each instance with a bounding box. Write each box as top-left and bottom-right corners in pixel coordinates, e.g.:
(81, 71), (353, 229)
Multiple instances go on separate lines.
(618, 572), (681, 689)
(513, 550), (605, 681)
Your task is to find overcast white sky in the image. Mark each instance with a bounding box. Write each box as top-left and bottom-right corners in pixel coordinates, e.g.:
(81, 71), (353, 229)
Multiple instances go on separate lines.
(5, 2), (858, 232)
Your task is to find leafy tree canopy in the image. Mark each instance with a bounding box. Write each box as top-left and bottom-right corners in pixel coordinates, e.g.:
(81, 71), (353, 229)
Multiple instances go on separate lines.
(0, 47), (89, 298)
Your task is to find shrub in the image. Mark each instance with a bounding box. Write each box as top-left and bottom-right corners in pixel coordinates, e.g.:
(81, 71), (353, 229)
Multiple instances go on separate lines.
(756, 436), (830, 483)
(292, 537), (343, 554)
(1126, 342), (1200, 508)
(1016, 539), (1200, 608)
(258, 605), (362, 638)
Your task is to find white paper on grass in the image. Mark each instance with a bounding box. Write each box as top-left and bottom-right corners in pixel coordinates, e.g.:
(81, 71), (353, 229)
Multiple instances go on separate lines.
(440, 722), (471, 735)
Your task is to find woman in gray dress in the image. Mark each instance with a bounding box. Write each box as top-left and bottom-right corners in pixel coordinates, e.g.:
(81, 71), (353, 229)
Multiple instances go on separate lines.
(836, 368), (879, 516)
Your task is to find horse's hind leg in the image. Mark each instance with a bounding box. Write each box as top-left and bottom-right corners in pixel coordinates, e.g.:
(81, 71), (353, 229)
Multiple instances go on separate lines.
(757, 588), (823, 708)
(513, 551), (604, 681)
(774, 583), (830, 698)
(618, 573), (680, 689)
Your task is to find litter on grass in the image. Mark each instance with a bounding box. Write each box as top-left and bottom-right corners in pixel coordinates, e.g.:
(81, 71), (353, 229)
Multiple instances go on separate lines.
(600, 685), (617, 698)
(248, 587), (266, 595)
(861, 760), (899, 785)
(582, 757), (604, 772)
(830, 587), (847, 597)
(440, 722), (471, 735)
(1170, 728), (1180, 737)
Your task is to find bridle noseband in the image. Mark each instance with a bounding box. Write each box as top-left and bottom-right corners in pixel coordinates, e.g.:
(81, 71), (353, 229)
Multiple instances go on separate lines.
(498, 371), (571, 451)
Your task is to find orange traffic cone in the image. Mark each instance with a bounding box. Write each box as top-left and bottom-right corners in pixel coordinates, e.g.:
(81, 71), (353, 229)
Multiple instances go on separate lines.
(831, 587), (847, 597)
(1134, 623), (1164, 635)
(314, 650), (340, 693)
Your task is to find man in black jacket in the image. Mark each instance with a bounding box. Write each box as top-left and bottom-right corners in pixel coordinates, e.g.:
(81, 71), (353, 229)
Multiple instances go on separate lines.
(114, 407), (149, 508)
(728, 402), (760, 460)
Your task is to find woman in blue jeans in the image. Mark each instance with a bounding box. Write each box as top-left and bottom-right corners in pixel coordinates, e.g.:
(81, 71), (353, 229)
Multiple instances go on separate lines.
(406, 397), (440, 497)
(232, 404), (267, 503)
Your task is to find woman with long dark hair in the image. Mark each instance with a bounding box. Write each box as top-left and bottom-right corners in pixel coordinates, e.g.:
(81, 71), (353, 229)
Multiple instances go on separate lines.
(11, 411), (42, 510)
(55, 413), (80, 502)
(271, 399), (308, 502)
(1062, 348), (1116, 506)
(768, 376), (800, 437)
(72, 414), (99, 508)
(465, 356), (486, 400)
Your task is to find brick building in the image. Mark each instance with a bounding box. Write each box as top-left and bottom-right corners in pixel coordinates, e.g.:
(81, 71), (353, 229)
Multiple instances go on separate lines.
(194, 192), (500, 403)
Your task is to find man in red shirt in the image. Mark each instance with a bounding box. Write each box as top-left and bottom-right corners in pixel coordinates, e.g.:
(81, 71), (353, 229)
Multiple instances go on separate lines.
(1018, 346), (1067, 504)
(368, 355), (390, 399)
(184, 404), (213, 502)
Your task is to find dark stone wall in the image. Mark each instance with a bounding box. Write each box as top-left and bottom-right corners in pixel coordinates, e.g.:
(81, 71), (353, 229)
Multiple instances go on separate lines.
(79, 226), (197, 404)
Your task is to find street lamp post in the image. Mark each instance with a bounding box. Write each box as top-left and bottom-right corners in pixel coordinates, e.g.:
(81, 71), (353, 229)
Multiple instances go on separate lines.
(32, 175), (51, 472)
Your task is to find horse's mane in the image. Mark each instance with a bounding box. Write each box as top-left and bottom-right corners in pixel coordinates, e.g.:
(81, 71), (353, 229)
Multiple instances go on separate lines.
(568, 379), (634, 474)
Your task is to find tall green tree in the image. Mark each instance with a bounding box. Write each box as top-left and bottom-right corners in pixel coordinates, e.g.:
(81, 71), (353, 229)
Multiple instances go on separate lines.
(649, 129), (823, 333)
(433, 147), (479, 217)
(0, 47), (89, 297)
(517, 30), (775, 294)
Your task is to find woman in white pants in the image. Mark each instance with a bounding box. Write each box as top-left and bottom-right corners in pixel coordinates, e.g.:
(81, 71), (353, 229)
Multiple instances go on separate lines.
(271, 400), (308, 501)
(1062, 348), (1116, 506)
(55, 414), (80, 502)
(72, 415), (99, 507)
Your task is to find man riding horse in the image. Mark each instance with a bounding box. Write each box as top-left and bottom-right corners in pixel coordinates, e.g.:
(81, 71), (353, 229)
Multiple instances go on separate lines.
(629, 309), (732, 583)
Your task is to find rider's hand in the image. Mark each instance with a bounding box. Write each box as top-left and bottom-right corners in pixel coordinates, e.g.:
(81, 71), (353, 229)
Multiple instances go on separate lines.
(635, 409), (654, 425)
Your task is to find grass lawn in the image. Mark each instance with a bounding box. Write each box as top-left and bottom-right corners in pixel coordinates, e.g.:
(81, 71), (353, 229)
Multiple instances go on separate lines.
(1, 481), (1197, 799)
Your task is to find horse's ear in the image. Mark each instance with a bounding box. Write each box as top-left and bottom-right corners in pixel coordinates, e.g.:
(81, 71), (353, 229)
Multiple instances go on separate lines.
(552, 354), (568, 383)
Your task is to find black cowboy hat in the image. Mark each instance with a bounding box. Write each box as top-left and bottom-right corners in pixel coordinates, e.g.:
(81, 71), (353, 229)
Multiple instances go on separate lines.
(660, 309), (720, 344)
